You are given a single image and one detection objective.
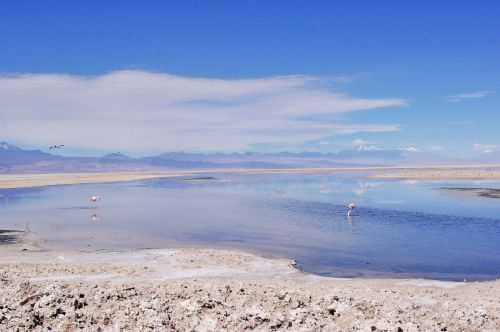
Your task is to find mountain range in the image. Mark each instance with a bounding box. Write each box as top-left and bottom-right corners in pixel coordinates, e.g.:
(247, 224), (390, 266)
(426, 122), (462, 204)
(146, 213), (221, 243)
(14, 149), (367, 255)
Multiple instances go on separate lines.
(0, 141), (409, 173)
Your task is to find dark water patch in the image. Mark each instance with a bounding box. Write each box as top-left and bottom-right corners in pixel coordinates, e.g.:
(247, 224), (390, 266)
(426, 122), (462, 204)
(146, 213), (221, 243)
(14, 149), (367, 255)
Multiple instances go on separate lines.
(132, 177), (191, 189)
(441, 187), (500, 199)
(263, 198), (500, 281)
(183, 176), (217, 181)
(272, 198), (500, 227)
(0, 187), (46, 206)
(57, 206), (98, 210)
(0, 229), (23, 245)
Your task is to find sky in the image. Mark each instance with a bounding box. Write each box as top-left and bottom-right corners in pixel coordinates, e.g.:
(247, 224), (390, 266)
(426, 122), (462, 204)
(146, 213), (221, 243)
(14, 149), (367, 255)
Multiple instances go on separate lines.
(0, 1), (499, 161)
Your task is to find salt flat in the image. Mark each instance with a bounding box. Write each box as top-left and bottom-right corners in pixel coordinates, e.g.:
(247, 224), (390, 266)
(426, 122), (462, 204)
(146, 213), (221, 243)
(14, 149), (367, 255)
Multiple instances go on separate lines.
(1, 244), (499, 331)
(2, 165), (500, 190)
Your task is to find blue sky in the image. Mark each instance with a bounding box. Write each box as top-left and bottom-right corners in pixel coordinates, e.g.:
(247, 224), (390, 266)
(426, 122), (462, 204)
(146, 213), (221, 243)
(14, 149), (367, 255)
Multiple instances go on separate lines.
(0, 1), (499, 160)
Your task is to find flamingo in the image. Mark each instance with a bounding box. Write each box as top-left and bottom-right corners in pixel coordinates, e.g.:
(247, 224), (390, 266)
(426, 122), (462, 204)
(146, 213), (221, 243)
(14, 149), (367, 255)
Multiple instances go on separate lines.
(347, 202), (356, 217)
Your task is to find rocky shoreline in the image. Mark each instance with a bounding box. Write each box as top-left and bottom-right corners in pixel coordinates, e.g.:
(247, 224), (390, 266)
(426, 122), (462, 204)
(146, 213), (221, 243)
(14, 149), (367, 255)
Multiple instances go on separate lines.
(1, 246), (499, 331)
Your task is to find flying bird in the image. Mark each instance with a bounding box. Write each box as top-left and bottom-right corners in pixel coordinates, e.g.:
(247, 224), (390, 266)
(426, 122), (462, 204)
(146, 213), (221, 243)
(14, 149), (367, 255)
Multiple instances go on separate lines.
(49, 144), (65, 150)
(90, 196), (101, 202)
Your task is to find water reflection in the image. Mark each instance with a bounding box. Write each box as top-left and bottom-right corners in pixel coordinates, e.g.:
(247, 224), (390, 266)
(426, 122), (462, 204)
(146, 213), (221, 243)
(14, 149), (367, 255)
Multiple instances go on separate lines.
(1, 174), (500, 280)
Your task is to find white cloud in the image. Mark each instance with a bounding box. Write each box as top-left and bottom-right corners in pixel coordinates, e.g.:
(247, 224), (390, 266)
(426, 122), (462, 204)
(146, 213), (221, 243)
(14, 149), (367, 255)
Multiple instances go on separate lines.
(0, 70), (406, 152)
(447, 90), (495, 102)
(352, 139), (370, 146)
(473, 143), (498, 154)
(351, 138), (383, 151)
(399, 146), (420, 153)
(329, 124), (400, 135)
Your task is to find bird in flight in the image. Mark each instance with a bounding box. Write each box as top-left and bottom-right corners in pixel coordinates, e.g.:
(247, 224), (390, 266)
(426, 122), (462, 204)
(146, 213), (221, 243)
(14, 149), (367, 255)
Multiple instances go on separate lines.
(49, 144), (65, 150)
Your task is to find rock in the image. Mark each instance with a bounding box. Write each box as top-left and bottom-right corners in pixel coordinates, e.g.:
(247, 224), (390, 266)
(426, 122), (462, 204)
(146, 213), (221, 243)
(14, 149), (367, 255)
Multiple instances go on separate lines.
(327, 305), (336, 315)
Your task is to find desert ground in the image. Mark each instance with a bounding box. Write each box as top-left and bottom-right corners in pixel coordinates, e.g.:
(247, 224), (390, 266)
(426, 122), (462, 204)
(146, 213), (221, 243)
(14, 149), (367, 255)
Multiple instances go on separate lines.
(1, 241), (500, 332)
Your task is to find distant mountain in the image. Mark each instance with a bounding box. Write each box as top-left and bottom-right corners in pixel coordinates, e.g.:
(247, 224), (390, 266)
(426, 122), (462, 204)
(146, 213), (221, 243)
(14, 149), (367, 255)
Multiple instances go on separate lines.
(100, 152), (133, 162)
(335, 149), (404, 161)
(0, 142), (145, 173)
(0, 141), (403, 174)
(0, 142), (58, 170)
(0, 142), (20, 151)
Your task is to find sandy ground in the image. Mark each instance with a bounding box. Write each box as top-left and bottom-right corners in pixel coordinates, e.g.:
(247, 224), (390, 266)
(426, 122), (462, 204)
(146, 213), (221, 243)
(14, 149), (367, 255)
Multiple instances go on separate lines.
(2, 165), (500, 189)
(1, 241), (499, 332)
(0, 172), (186, 189)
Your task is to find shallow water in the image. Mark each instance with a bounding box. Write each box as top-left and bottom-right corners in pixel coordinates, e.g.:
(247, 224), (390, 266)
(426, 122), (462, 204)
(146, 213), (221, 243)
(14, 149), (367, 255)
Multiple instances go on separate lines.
(1, 173), (500, 281)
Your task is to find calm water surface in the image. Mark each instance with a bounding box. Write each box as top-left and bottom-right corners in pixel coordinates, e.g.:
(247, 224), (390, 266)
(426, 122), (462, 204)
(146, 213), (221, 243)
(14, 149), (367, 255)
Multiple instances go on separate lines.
(1, 173), (500, 281)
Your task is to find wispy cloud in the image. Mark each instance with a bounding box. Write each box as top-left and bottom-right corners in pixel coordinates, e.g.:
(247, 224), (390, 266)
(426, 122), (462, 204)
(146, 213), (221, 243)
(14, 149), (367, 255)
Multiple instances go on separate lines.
(0, 70), (406, 152)
(351, 139), (382, 151)
(399, 146), (420, 153)
(473, 143), (498, 154)
(352, 139), (371, 147)
(446, 90), (495, 102)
